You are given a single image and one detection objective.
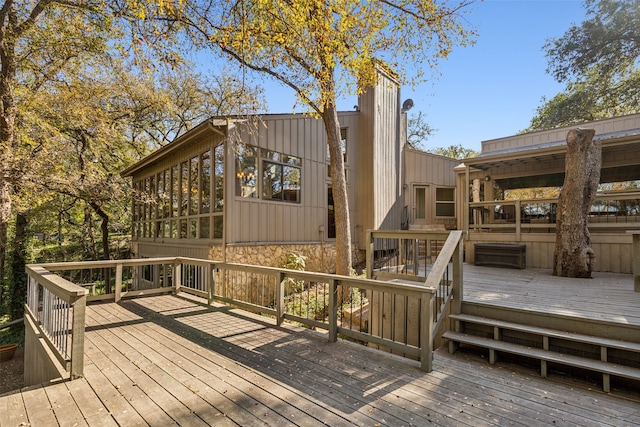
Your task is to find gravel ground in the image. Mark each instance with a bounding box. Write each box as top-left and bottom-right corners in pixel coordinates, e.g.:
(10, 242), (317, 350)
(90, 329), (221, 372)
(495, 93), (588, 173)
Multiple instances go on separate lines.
(0, 346), (24, 395)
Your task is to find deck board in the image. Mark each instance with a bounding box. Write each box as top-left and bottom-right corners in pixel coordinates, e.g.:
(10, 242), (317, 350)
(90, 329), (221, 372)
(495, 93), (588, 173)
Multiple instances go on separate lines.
(463, 265), (640, 326)
(2, 270), (640, 426)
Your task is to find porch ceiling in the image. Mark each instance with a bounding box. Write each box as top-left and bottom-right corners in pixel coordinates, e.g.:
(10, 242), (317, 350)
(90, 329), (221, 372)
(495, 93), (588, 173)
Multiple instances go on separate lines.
(464, 137), (640, 173)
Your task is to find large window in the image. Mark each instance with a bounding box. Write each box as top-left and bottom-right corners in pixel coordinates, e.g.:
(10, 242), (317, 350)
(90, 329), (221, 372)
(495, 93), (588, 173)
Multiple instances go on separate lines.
(236, 143), (302, 203)
(134, 144), (224, 241)
(327, 187), (335, 239)
(235, 143), (257, 198)
(436, 187), (455, 217)
(262, 149), (301, 203)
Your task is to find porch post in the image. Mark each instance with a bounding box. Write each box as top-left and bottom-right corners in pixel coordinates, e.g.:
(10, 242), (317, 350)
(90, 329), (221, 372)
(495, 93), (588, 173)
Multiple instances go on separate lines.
(628, 231), (640, 292)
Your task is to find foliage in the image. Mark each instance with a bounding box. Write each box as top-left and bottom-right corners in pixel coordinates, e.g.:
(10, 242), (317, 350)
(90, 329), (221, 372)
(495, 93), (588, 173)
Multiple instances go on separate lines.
(527, 0), (640, 131)
(429, 144), (478, 160)
(0, 321), (24, 347)
(281, 251), (307, 292)
(407, 111), (437, 150)
(134, 0), (477, 279)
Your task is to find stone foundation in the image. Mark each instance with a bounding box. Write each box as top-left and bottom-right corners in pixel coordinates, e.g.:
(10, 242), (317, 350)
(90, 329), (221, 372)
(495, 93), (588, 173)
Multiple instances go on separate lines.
(209, 243), (363, 273)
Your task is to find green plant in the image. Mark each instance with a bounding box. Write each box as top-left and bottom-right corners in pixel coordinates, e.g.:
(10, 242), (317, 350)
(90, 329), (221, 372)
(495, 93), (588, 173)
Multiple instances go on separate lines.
(281, 251), (307, 293)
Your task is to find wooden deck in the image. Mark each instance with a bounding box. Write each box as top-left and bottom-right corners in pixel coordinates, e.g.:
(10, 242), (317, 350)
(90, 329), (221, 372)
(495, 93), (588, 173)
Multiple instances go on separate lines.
(3, 287), (640, 426)
(463, 264), (640, 327)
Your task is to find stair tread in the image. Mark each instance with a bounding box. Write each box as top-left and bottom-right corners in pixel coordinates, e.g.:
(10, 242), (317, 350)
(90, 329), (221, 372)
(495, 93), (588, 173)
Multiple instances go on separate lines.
(449, 313), (640, 351)
(443, 331), (640, 380)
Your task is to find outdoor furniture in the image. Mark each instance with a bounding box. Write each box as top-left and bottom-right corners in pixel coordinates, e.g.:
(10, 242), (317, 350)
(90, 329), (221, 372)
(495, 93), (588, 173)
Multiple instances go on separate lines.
(474, 243), (526, 269)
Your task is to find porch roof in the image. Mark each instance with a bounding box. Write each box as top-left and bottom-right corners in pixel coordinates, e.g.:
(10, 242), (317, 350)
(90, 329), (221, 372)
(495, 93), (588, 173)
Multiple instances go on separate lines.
(460, 119), (640, 188)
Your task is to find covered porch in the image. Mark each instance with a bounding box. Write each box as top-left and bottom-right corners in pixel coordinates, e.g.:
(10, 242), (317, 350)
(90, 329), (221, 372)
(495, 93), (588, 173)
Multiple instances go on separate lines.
(457, 114), (640, 273)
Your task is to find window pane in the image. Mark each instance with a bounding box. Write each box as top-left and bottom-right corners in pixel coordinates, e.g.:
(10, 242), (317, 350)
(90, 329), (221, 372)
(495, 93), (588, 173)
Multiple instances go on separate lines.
(181, 161), (189, 216)
(327, 187), (335, 239)
(415, 187), (426, 219)
(162, 169), (171, 219)
(236, 143), (257, 198)
(199, 217), (210, 239)
(190, 218), (197, 239)
(263, 162), (282, 200)
(341, 127), (347, 162)
(436, 187), (455, 202)
(436, 203), (455, 217)
(171, 166), (179, 217)
(213, 216), (223, 239)
(283, 165), (301, 202)
(189, 156), (199, 216)
(214, 144), (224, 211)
(180, 219), (187, 238)
(201, 151), (211, 214)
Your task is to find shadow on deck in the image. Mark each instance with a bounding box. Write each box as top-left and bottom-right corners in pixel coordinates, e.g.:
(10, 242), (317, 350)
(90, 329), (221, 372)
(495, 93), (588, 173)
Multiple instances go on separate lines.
(3, 292), (640, 426)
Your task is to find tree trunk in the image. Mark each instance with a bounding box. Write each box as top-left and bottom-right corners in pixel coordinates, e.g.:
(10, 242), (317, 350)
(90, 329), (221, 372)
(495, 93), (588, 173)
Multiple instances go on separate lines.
(553, 128), (600, 278)
(89, 201), (111, 293)
(8, 212), (27, 320)
(323, 104), (352, 278)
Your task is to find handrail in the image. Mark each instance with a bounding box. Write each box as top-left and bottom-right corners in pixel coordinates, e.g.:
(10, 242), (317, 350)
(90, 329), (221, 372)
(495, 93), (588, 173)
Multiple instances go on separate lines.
(25, 265), (88, 380)
(366, 229), (465, 371)
(28, 247), (459, 375)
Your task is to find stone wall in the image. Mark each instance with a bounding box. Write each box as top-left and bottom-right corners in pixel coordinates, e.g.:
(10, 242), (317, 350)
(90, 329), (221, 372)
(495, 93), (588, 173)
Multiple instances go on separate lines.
(209, 243), (363, 273)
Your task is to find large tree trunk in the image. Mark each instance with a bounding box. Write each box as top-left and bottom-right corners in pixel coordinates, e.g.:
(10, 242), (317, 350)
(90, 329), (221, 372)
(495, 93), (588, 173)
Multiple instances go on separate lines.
(323, 104), (352, 279)
(553, 128), (600, 278)
(8, 212), (27, 320)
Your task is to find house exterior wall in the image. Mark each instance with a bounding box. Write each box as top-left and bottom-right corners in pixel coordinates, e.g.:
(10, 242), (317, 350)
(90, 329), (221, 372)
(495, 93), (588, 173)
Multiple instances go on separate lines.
(124, 67), (406, 271)
(404, 149), (459, 229)
(356, 68), (404, 246)
(482, 113), (640, 154)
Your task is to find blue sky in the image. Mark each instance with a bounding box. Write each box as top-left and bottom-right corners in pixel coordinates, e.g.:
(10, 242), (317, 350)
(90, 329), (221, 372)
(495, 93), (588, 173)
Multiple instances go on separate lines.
(256, 0), (588, 152)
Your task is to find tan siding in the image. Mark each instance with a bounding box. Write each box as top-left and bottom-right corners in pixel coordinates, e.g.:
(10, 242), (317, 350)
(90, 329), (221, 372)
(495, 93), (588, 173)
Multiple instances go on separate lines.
(482, 113), (640, 154)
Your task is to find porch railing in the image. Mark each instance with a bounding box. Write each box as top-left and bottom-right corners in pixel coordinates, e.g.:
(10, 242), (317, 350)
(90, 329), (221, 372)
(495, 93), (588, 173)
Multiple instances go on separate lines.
(25, 265), (88, 380)
(26, 232), (464, 379)
(365, 229), (464, 369)
(469, 191), (640, 239)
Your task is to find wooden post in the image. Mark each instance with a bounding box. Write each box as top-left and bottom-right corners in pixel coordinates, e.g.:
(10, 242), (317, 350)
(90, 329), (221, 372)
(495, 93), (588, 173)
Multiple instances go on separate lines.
(115, 263), (123, 303)
(69, 293), (86, 380)
(627, 231), (640, 292)
(328, 278), (338, 342)
(366, 230), (373, 279)
(515, 200), (522, 242)
(208, 264), (215, 304)
(276, 272), (285, 326)
(420, 288), (435, 372)
(450, 233), (464, 354)
(174, 260), (182, 294)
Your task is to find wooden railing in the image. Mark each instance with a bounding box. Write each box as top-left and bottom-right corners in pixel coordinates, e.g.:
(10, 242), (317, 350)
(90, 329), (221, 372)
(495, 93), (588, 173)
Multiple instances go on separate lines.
(469, 191), (640, 239)
(25, 265), (88, 380)
(366, 229), (465, 370)
(27, 233), (465, 377)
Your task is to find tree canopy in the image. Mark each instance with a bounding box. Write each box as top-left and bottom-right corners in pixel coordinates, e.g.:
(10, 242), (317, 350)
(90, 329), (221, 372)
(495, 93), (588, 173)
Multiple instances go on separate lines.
(527, 0), (640, 131)
(141, 0), (477, 275)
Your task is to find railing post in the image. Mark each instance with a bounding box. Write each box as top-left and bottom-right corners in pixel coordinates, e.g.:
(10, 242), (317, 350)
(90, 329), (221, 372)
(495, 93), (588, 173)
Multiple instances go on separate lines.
(366, 230), (373, 279)
(328, 278), (338, 342)
(174, 259), (182, 294)
(420, 288), (435, 372)
(276, 272), (286, 326)
(208, 263), (215, 304)
(515, 200), (522, 241)
(69, 293), (86, 380)
(115, 263), (123, 303)
(629, 231), (640, 292)
(452, 237), (463, 317)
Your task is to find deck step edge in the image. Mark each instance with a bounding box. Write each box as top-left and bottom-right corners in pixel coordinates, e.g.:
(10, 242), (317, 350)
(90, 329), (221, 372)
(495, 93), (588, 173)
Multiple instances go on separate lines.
(443, 331), (640, 380)
(449, 313), (640, 351)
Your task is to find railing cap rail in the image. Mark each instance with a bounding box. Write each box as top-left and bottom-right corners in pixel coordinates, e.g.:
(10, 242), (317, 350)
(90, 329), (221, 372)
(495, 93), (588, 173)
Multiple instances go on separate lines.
(26, 265), (88, 302)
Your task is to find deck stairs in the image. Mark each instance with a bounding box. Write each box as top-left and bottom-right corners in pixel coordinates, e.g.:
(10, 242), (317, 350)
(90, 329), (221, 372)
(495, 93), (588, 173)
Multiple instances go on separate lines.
(443, 312), (640, 393)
